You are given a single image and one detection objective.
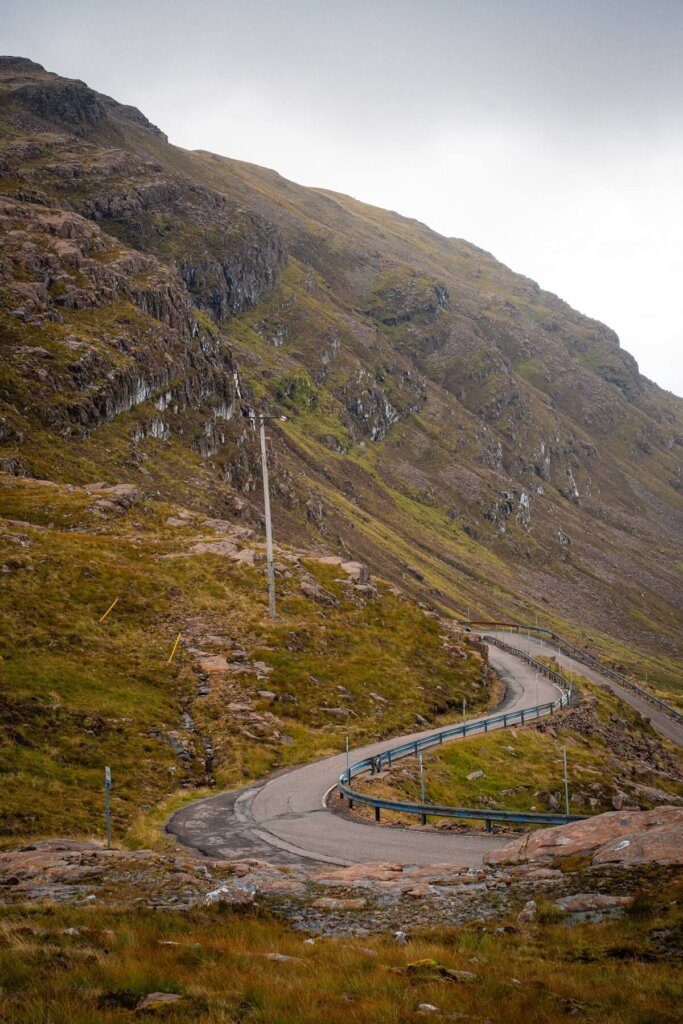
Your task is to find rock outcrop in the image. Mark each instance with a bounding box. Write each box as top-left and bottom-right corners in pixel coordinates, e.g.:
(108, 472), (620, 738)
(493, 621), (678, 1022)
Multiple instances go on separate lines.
(485, 807), (683, 868)
(0, 195), (242, 448)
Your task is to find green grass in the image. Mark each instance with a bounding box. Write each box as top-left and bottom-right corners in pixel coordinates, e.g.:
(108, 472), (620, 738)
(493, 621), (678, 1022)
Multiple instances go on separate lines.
(354, 680), (683, 821)
(0, 872), (681, 1023)
(0, 476), (491, 847)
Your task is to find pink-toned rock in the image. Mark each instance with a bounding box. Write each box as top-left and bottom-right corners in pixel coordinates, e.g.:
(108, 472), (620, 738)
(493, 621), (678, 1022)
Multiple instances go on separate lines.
(203, 518), (252, 539)
(485, 807), (683, 868)
(554, 893), (634, 913)
(517, 899), (537, 923)
(199, 655), (230, 673)
(508, 866), (562, 880)
(630, 784), (683, 807)
(19, 839), (103, 853)
(315, 862), (404, 884)
(405, 883), (437, 897)
(230, 548), (256, 566)
(340, 560), (370, 582)
(190, 541), (237, 556)
(258, 876), (307, 897)
(312, 897), (367, 910)
(136, 992), (185, 1010)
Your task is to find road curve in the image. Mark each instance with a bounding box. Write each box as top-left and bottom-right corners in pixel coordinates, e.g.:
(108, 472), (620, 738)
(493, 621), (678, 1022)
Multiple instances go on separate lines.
(168, 644), (563, 867)
(485, 630), (683, 748)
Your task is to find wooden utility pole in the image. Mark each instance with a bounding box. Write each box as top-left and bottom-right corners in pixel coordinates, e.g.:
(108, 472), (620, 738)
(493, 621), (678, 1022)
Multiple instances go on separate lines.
(259, 414), (276, 619)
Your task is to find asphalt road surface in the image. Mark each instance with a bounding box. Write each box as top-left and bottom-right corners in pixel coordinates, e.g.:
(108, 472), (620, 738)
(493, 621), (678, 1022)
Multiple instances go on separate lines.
(168, 643), (566, 867)
(484, 630), (683, 748)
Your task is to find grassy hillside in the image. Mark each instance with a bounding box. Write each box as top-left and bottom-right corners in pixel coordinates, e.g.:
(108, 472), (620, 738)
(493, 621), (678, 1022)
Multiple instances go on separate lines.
(0, 56), (681, 681)
(0, 57), (681, 851)
(0, 476), (491, 846)
(351, 679), (683, 824)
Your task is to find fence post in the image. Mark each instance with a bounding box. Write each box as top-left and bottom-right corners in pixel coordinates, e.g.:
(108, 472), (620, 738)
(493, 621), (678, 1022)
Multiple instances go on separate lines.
(104, 766), (112, 850)
(375, 806), (381, 822)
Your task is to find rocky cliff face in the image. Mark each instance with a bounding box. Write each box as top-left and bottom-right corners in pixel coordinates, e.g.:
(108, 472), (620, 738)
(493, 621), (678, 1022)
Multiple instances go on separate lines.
(0, 56), (681, 663)
(0, 58), (287, 326)
(0, 190), (244, 477)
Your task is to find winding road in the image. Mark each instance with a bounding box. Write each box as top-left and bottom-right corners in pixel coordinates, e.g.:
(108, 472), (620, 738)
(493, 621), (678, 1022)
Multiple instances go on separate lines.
(168, 634), (683, 868)
(484, 629), (683, 747)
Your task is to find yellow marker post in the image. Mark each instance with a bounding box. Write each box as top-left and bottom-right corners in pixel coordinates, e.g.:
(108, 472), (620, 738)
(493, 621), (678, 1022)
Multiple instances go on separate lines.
(167, 632), (182, 665)
(99, 597), (119, 623)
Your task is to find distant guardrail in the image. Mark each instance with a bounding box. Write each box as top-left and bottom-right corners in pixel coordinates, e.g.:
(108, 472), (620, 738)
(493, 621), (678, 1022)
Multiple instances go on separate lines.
(337, 637), (584, 830)
(461, 621), (682, 724)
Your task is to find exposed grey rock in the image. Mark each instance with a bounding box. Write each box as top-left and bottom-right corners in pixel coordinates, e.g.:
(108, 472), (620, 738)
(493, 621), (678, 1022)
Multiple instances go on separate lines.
(517, 899), (537, 923)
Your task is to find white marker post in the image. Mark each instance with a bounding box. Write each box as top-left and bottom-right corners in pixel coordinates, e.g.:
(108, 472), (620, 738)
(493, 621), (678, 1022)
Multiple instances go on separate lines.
(563, 748), (570, 816)
(104, 765), (112, 850)
(345, 736), (350, 785)
(418, 752), (426, 824)
(259, 413), (276, 619)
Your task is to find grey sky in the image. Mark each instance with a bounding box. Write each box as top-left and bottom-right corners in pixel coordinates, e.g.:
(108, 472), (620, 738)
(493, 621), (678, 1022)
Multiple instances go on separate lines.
(3, 0), (682, 395)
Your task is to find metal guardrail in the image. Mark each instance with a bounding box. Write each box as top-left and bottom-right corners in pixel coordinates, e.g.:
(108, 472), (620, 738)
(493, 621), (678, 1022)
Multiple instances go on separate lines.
(338, 638), (584, 830)
(461, 621), (682, 723)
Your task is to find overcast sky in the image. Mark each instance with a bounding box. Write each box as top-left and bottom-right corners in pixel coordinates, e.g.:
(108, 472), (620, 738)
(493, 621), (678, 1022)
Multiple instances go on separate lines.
(4, 0), (682, 396)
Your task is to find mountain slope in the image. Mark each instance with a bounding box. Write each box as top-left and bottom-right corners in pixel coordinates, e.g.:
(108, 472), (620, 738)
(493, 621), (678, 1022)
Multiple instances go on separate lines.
(1, 56), (681, 694)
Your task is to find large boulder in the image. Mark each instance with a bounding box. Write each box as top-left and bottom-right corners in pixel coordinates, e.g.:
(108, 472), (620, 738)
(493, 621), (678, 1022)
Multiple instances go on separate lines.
(484, 807), (683, 868)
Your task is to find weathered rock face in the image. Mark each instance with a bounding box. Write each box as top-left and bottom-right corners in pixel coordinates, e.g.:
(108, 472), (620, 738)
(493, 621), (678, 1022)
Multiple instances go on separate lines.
(0, 59), (289, 493)
(364, 271), (450, 327)
(0, 56), (167, 139)
(1, 56), (682, 652)
(177, 213), (287, 319)
(0, 58), (287, 326)
(89, 185), (287, 320)
(0, 193), (245, 464)
(0, 197), (192, 330)
(342, 366), (426, 441)
(485, 807), (683, 868)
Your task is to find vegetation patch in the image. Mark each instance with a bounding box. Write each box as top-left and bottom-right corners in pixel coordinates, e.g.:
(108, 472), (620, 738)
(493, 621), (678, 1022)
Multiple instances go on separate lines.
(351, 679), (682, 824)
(0, 476), (491, 847)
